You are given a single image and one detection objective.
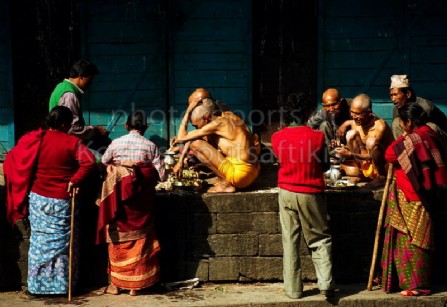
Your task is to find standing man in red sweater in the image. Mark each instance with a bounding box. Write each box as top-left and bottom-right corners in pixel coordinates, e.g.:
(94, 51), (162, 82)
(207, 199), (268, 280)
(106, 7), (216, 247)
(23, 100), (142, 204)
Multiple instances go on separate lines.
(271, 92), (335, 299)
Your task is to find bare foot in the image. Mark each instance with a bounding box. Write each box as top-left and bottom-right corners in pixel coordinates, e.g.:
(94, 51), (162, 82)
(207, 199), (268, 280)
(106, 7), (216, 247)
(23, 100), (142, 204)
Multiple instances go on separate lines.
(207, 182), (236, 193)
(364, 176), (386, 189)
(129, 289), (138, 296)
(104, 284), (119, 295)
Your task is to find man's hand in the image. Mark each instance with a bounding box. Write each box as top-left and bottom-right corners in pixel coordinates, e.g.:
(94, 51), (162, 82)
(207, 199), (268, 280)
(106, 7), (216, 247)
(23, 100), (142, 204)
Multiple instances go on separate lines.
(171, 135), (180, 146)
(187, 98), (202, 112)
(330, 139), (342, 150)
(173, 161), (184, 178)
(334, 146), (352, 159)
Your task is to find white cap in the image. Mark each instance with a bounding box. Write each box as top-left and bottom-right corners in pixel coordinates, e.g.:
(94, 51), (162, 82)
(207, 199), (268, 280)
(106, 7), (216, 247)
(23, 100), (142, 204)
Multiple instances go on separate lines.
(390, 74), (410, 89)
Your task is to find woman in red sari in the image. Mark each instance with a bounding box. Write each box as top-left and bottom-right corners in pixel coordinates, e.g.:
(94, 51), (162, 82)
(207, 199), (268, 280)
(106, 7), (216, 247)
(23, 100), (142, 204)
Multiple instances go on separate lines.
(381, 102), (447, 296)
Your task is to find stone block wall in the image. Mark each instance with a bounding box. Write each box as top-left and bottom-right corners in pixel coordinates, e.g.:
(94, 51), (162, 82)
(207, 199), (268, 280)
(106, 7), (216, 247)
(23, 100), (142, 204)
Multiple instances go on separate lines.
(154, 188), (385, 284)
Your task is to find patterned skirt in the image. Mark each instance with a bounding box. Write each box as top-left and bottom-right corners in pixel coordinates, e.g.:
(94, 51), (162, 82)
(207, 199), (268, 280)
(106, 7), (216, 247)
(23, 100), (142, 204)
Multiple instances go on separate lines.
(108, 235), (160, 290)
(380, 183), (433, 293)
(27, 192), (79, 295)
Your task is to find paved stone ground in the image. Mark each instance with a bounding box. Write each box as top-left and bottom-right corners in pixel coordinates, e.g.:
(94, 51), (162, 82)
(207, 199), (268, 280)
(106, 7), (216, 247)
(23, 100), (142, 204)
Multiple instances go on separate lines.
(2, 282), (447, 307)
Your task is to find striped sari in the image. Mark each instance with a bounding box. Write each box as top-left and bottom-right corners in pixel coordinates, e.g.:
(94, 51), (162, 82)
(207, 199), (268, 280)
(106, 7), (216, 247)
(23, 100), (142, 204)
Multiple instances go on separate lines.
(108, 233), (160, 290)
(27, 192), (79, 295)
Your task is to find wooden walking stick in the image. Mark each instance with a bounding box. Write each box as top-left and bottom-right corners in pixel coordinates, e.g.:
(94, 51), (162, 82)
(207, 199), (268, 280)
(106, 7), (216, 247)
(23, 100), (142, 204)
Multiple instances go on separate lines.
(68, 192), (76, 301)
(367, 164), (394, 291)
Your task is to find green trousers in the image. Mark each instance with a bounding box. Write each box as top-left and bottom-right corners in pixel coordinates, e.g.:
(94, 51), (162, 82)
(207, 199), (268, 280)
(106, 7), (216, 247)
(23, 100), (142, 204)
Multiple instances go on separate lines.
(278, 188), (334, 298)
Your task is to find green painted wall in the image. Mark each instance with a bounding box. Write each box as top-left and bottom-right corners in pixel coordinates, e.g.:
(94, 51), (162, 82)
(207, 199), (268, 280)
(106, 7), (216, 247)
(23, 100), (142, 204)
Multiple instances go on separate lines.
(82, 0), (251, 149)
(318, 0), (447, 125)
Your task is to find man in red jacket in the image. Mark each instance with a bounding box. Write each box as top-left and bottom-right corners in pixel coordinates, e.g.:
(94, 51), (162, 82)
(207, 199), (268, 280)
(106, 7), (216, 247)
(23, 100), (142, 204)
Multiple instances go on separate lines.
(271, 92), (335, 299)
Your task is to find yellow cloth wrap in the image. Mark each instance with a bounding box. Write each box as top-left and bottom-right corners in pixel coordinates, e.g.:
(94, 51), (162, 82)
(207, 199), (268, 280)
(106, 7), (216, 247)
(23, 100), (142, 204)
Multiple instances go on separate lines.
(361, 160), (378, 179)
(218, 158), (260, 188)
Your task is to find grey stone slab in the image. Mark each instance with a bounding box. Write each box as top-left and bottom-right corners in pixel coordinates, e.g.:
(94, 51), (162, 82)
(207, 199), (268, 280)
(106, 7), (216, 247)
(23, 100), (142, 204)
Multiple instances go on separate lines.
(216, 212), (279, 234)
(207, 234), (258, 256)
(258, 234), (282, 256)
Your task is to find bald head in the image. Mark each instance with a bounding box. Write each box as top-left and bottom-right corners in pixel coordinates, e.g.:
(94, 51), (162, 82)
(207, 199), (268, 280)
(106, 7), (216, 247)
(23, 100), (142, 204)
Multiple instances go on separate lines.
(351, 93), (372, 112)
(322, 88), (341, 106)
(188, 88), (211, 104)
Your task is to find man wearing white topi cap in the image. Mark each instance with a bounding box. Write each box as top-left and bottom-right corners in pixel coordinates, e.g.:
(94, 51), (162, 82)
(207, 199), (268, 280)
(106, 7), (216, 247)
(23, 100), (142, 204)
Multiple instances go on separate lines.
(389, 74), (447, 139)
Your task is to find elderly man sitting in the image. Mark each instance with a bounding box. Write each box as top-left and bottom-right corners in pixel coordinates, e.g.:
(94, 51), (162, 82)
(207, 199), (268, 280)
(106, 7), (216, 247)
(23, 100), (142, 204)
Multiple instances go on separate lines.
(172, 98), (260, 193)
(335, 94), (394, 188)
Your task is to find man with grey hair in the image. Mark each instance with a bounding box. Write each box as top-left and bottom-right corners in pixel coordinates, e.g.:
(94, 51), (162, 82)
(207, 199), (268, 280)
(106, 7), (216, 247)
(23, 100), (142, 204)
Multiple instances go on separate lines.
(335, 94), (394, 188)
(172, 98), (260, 193)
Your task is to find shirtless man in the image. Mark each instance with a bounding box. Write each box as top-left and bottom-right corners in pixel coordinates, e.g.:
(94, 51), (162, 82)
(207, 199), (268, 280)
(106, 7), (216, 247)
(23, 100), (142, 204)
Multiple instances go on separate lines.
(172, 98), (260, 193)
(335, 94), (394, 188)
(171, 87), (226, 165)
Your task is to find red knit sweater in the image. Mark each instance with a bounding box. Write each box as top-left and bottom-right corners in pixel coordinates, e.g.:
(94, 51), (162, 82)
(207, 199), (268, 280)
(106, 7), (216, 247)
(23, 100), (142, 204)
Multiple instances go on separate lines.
(31, 130), (96, 199)
(272, 126), (327, 193)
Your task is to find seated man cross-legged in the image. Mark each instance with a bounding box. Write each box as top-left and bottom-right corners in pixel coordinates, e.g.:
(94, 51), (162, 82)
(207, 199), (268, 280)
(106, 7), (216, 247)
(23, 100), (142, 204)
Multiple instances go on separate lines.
(335, 94), (394, 188)
(172, 98), (260, 193)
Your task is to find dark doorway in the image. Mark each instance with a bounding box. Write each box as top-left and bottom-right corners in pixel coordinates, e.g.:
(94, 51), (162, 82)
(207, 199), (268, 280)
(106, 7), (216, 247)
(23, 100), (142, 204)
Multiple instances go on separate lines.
(9, 0), (80, 139)
(252, 0), (318, 143)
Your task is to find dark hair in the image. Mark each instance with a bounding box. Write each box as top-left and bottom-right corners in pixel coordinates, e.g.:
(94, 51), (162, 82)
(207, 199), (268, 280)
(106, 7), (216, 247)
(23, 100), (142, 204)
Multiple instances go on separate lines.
(280, 92), (312, 126)
(126, 111), (148, 133)
(69, 59), (99, 78)
(398, 102), (428, 126)
(46, 106), (73, 129)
